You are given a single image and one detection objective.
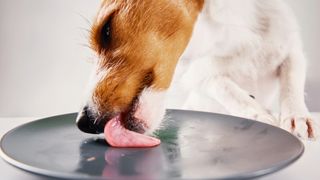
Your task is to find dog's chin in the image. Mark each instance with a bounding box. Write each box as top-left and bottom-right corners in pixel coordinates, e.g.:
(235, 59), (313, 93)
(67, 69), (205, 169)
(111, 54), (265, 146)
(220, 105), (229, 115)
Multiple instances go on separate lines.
(115, 88), (167, 133)
(133, 88), (167, 134)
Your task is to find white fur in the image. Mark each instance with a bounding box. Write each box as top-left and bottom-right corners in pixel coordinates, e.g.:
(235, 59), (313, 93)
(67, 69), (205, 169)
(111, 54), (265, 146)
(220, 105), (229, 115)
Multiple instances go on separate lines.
(134, 88), (167, 135)
(166, 0), (319, 140)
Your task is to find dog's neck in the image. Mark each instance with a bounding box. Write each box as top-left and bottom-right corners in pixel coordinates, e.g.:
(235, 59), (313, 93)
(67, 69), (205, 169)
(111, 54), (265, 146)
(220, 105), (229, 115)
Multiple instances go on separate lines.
(204, 0), (257, 27)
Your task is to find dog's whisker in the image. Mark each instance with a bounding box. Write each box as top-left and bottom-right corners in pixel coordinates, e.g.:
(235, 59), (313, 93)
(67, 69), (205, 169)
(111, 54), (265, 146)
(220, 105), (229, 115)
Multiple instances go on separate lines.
(75, 12), (93, 27)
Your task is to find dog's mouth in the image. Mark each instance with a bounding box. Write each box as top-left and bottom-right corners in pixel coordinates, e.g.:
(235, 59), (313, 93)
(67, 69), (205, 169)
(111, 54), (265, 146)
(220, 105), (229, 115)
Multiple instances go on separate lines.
(106, 95), (161, 148)
(104, 98), (161, 148)
(104, 113), (160, 148)
(77, 99), (161, 148)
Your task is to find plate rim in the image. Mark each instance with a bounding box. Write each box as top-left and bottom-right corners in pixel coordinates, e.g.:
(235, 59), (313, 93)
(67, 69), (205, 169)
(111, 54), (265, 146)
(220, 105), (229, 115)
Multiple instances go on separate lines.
(0, 110), (305, 179)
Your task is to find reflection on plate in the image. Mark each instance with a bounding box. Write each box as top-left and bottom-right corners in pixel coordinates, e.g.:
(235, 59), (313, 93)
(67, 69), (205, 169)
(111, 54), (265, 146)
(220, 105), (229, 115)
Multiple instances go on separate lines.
(0, 110), (303, 179)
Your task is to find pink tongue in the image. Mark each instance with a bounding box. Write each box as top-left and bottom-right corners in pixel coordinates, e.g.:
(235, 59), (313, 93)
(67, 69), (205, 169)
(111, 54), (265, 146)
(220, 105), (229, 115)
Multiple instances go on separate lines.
(104, 115), (161, 148)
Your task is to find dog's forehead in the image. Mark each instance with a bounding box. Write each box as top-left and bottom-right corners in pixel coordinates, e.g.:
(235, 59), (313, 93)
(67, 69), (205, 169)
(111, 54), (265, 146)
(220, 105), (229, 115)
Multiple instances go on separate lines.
(97, 0), (204, 20)
(98, 0), (187, 19)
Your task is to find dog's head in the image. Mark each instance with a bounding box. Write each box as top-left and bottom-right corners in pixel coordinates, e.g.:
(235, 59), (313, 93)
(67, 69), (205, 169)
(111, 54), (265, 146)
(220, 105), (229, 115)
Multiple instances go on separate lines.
(77, 0), (203, 134)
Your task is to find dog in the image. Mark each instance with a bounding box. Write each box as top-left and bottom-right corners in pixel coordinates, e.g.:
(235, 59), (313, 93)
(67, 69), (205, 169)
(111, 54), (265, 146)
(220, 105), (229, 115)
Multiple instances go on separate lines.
(76, 0), (318, 147)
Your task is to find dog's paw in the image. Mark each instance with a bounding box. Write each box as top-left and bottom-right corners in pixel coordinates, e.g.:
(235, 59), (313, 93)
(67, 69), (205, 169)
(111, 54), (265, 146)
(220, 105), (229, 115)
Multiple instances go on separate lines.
(281, 116), (319, 140)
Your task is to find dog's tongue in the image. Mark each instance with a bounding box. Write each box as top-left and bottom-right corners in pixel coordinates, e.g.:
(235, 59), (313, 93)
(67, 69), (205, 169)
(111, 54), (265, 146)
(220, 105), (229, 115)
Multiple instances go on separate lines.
(104, 115), (161, 148)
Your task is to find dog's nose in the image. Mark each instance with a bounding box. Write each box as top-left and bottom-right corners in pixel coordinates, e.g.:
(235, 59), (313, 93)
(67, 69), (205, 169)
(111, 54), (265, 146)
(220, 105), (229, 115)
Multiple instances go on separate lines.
(76, 106), (105, 134)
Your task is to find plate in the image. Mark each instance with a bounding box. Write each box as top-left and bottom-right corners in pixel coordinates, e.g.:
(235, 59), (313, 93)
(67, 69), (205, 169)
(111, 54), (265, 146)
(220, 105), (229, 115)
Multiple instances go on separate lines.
(0, 110), (303, 179)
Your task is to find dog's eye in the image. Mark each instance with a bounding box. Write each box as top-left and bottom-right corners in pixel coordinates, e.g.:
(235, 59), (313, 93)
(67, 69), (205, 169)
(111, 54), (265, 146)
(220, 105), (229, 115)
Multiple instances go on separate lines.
(101, 19), (112, 47)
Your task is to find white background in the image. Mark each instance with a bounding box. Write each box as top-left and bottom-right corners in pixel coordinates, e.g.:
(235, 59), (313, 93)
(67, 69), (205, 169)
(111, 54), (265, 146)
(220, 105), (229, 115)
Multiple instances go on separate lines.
(0, 0), (319, 117)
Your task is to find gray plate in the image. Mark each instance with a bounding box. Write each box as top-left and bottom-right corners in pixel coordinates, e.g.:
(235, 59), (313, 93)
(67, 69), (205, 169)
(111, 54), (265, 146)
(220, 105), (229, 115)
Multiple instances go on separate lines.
(0, 110), (303, 179)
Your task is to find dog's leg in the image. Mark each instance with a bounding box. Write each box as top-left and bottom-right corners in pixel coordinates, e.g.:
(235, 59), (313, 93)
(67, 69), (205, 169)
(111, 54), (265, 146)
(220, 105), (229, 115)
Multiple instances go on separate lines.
(204, 76), (278, 125)
(279, 47), (319, 140)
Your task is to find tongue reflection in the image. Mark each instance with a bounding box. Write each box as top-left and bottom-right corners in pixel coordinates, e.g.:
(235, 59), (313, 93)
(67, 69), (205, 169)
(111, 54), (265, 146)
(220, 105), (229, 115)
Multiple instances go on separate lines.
(104, 115), (161, 148)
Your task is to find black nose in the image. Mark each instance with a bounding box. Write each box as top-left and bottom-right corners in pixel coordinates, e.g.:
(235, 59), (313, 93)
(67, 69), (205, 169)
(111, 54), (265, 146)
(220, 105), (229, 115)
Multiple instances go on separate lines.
(76, 106), (105, 134)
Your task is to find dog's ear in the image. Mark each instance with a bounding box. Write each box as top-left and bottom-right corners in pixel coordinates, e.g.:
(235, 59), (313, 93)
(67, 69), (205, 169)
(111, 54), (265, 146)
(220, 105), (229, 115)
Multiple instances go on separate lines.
(195, 0), (205, 11)
(187, 0), (204, 12)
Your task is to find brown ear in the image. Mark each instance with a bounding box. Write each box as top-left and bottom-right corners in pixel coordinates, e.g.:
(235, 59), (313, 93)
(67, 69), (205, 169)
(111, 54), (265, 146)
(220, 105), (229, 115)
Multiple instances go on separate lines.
(196, 0), (205, 10)
(192, 0), (205, 11)
(185, 0), (205, 16)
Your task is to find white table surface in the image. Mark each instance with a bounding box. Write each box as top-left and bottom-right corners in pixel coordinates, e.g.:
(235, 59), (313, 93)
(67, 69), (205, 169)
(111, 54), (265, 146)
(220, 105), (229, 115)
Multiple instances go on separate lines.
(0, 114), (320, 180)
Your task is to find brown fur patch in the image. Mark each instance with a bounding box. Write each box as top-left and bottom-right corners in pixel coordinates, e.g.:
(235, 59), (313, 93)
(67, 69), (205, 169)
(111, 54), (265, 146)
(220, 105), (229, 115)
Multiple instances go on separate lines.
(90, 0), (203, 115)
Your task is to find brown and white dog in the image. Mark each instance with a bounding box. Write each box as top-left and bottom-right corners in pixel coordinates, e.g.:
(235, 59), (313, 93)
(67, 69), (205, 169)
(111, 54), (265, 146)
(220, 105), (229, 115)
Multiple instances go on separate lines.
(76, 0), (319, 147)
